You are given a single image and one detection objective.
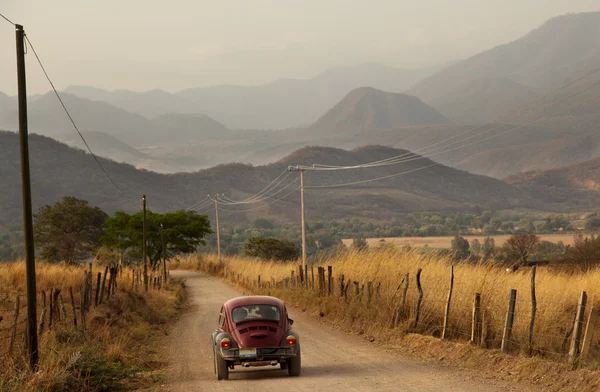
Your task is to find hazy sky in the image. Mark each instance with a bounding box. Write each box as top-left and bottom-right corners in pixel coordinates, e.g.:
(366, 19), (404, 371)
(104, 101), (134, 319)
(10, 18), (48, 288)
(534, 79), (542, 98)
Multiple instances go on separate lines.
(1, 1), (599, 95)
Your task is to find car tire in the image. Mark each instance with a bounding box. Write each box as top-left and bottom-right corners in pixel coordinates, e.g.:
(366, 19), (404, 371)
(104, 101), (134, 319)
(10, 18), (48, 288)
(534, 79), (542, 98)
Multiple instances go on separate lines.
(288, 346), (301, 377)
(280, 361), (288, 370)
(215, 348), (229, 380)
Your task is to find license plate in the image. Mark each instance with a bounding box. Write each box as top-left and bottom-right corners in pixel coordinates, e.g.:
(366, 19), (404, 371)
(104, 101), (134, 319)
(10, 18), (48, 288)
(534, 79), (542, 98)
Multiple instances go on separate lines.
(239, 348), (257, 359)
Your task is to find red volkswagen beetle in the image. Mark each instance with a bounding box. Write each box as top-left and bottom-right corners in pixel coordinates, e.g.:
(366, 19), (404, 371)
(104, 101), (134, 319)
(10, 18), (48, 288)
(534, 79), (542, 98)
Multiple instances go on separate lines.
(211, 296), (301, 380)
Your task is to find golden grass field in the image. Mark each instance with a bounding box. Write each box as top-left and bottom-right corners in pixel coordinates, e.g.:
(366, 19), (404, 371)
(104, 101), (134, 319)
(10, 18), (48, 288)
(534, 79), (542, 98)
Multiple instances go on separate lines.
(0, 262), (182, 392)
(175, 248), (600, 362)
(341, 234), (577, 249)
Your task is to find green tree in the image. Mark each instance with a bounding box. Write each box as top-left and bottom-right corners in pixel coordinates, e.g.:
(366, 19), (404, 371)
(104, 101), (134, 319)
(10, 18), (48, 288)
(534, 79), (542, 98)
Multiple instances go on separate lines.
(253, 218), (275, 229)
(102, 210), (211, 267)
(451, 236), (470, 260)
(470, 239), (482, 256)
(585, 213), (600, 232)
(244, 236), (299, 261)
(351, 237), (368, 252)
(34, 196), (108, 264)
(503, 233), (540, 266)
(483, 237), (496, 260)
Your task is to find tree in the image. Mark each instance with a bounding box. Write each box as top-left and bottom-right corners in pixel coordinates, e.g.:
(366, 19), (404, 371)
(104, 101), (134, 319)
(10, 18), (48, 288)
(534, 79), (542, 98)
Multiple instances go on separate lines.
(503, 233), (539, 266)
(451, 236), (470, 260)
(244, 236), (299, 261)
(585, 213), (600, 232)
(563, 234), (600, 271)
(253, 218), (274, 229)
(470, 239), (482, 256)
(34, 196), (108, 264)
(102, 210), (212, 267)
(483, 237), (496, 260)
(351, 237), (368, 252)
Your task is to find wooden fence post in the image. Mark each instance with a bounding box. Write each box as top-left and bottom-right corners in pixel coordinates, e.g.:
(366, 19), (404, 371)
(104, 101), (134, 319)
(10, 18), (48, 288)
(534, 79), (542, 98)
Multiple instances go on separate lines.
(53, 289), (61, 322)
(291, 270), (295, 288)
(311, 267), (315, 289)
(353, 281), (359, 297)
(413, 268), (423, 329)
(49, 287), (54, 330)
(528, 266), (537, 356)
(569, 291), (588, 364)
(581, 306), (599, 360)
(395, 273), (409, 326)
(9, 295), (20, 352)
(442, 266), (454, 340)
(481, 310), (488, 348)
(367, 282), (373, 304)
(258, 275), (261, 289)
(38, 291), (47, 335)
(95, 272), (101, 306)
(318, 267), (325, 296)
(298, 265), (304, 287)
(471, 293), (481, 344)
(69, 286), (77, 327)
(343, 279), (350, 300)
(327, 266), (332, 296)
(305, 265), (308, 289)
(339, 274), (345, 297)
(80, 286), (86, 327)
(501, 289), (517, 354)
(100, 266), (108, 304)
(59, 294), (67, 321)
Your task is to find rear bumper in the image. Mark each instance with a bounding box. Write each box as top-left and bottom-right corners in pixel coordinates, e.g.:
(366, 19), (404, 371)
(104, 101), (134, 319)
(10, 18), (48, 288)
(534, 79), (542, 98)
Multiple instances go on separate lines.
(219, 346), (297, 363)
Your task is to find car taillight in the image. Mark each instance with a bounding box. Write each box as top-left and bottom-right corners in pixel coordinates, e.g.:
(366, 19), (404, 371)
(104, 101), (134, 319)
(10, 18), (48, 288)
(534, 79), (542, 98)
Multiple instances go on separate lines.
(221, 338), (231, 348)
(286, 335), (296, 345)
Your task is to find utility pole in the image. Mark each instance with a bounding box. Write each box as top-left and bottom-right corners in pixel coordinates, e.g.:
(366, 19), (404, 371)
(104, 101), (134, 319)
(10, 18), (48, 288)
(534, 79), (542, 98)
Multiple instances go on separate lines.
(142, 195), (148, 292)
(161, 223), (167, 284)
(214, 196), (221, 263)
(16, 23), (38, 368)
(288, 166), (307, 287)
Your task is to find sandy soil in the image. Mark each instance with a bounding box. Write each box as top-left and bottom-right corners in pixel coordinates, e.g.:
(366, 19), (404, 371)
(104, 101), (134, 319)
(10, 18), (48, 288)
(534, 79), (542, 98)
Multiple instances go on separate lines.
(159, 271), (539, 392)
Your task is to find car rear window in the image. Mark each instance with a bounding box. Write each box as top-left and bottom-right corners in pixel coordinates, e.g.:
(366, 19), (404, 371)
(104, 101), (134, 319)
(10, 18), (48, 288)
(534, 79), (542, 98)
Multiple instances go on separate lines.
(232, 304), (281, 323)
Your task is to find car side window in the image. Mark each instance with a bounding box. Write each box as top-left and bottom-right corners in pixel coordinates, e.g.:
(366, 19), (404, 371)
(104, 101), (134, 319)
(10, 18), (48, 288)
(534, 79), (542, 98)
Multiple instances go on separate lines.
(218, 306), (225, 327)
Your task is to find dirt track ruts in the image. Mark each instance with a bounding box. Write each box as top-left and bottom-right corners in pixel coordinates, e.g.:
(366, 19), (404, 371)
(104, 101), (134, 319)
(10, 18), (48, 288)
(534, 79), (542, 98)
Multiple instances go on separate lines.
(159, 271), (538, 392)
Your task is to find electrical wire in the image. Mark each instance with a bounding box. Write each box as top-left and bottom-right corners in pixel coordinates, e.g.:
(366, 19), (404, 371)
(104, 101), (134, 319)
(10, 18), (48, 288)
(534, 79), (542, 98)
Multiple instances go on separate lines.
(216, 177), (300, 205)
(24, 35), (135, 204)
(304, 87), (600, 189)
(0, 12), (15, 26)
(303, 66), (600, 171)
(220, 170), (292, 205)
(217, 186), (301, 213)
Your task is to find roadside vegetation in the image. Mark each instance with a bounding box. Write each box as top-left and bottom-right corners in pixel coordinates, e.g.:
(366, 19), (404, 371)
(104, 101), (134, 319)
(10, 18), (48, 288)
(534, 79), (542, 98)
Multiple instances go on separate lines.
(174, 240), (600, 386)
(0, 262), (185, 392)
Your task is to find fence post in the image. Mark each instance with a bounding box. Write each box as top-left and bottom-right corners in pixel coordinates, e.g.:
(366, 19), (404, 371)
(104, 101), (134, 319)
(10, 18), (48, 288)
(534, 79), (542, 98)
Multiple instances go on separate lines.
(367, 282), (373, 305)
(291, 270), (295, 288)
(69, 286), (77, 327)
(298, 265), (304, 287)
(59, 294), (67, 321)
(327, 266), (332, 296)
(413, 268), (423, 329)
(471, 293), (481, 344)
(305, 265), (308, 289)
(569, 291), (588, 364)
(501, 289), (517, 354)
(318, 267), (325, 296)
(442, 266), (454, 340)
(528, 266), (537, 356)
(49, 287), (54, 330)
(38, 291), (47, 335)
(80, 286), (86, 327)
(339, 274), (345, 297)
(94, 272), (101, 306)
(481, 310), (488, 348)
(9, 295), (20, 352)
(258, 275), (261, 289)
(353, 281), (359, 297)
(99, 266), (108, 304)
(311, 267), (315, 289)
(395, 273), (409, 326)
(581, 306), (599, 360)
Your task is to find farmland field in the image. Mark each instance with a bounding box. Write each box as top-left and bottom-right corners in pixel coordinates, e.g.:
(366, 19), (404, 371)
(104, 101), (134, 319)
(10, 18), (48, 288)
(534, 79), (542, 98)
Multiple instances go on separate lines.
(341, 234), (576, 249)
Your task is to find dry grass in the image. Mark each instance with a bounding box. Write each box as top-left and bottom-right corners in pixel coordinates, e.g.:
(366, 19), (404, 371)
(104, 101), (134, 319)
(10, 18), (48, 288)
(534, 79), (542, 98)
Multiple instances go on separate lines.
(0, 261), (184, 392)
(174, 249), (600, 361)
(341, 234), (577, 249)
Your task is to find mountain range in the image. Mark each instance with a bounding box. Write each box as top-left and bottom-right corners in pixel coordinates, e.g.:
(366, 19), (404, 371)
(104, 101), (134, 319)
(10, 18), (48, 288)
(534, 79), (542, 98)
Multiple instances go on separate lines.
(4, 130), (591, 228)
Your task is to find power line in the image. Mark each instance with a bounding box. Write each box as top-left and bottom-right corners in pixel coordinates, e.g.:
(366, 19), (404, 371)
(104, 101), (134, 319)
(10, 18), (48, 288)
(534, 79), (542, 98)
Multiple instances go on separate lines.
(0, 12), (15, 26)
(217, 177), (300, 206)
(24, 35), (135, 203)
(304, 87), (600, 189)
(303, 66), (600, 172)
(217, 186), (301, 213)
(220, 170), (292, 205)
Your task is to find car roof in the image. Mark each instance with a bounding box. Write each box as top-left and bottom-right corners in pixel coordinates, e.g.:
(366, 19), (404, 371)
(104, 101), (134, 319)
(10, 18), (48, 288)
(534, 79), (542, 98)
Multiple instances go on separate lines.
(224, 296), (285, 311)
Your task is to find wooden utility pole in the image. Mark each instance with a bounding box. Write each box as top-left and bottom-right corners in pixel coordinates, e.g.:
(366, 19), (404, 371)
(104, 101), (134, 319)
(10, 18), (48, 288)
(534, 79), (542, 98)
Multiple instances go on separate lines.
(287, 166), (308, 287)
(300, 170), (307, 285)
(215, 197), (221, 262)
(16, 23), (38, 368)
(161, 223), (167, 284)
(142, 195), (148, 292)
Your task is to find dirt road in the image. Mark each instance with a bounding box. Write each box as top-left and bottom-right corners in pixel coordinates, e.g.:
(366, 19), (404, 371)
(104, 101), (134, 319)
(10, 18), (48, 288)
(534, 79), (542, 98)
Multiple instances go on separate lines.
(161, 271), (537, 392)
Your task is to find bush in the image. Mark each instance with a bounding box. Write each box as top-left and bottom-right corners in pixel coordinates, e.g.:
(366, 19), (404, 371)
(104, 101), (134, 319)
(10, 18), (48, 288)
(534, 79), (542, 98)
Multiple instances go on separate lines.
(244, 236), (300, 261)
